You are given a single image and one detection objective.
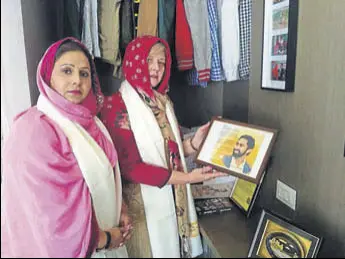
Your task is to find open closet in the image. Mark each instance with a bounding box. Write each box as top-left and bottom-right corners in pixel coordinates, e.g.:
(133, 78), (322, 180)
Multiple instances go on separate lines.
(19, 0), (251, 128)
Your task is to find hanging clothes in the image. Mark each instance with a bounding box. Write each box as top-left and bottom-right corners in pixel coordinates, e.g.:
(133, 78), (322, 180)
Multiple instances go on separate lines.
(133, 0), (140, 36)
(120, 0), (135, 59)
(158, 0), (176, 52)
(187, 0), (222, 87)
(184, 0), (211, 82)
(186, 68), (208, 88)
(175, 0), (194, 71)
(238, 0), (252, 80)
(218, 0), (240, 82)
(137, 0), (158, 37)
(207, 0), (223, 81)
(98, 0), (122, 77)
(82, 0), (101, 57)
(56, 0), (84, 40)
(76, 0), (85, 38)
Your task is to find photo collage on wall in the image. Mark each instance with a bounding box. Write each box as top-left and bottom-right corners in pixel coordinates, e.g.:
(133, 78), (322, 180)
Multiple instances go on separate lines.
(271, 0), (289, 82)
(261, 0), (298, 91)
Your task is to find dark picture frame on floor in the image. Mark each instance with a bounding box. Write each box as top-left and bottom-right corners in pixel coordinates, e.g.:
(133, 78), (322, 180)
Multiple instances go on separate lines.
(248, 210), (322, 258)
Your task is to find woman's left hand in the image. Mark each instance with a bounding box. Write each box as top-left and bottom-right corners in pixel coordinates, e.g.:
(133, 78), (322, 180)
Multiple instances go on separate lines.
(119, 202), (133, 244)
(191, 122), (211, 150)
(119, 211), (132, 228)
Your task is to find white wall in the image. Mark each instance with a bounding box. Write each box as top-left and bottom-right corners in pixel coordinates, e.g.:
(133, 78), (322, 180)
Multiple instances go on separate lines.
(1, 0), (31, 138)
(250, 0), (345, 256)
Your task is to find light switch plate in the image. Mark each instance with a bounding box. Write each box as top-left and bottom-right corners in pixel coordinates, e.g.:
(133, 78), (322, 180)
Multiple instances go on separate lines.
(276, 180), (296, 210)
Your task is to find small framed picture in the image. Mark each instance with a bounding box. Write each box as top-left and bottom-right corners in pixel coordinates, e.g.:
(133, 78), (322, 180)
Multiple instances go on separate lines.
(229, 170), (266, 218)
(261, 0), (298, 91)
(195, 117), (278, 184)
(248, 210), (322, 258)
(198, 169), (267, 218)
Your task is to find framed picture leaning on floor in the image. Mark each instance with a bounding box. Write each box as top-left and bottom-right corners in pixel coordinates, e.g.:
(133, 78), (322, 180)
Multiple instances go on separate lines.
(248, 210), (322, 258)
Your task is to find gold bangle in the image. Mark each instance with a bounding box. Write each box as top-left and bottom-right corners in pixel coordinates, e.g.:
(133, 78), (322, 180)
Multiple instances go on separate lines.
(190, 136), (198, 151)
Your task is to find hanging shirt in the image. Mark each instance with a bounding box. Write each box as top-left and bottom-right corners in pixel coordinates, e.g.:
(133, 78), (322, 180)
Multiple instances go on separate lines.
(186, 68), (208, 88)
(158, 0), (176, 51)
(208, 0), (223, 82)
(120, 0), (135, 58)
(175, 0), (194, 71)
(239, 0), (252, 80)
(187, 0), (222, 87)
(218, 0), (240, 82)
(82, 0), (101, 57)
(76, 0), (84, 38)
(137, 0), (158, 37)
(98, 0), (122, 77)
(184, 0), (211, 82)
(56, 0), (84, 40)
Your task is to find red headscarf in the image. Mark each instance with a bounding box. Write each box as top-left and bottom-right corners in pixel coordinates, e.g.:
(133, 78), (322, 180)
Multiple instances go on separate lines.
(122, 35), (172, 99)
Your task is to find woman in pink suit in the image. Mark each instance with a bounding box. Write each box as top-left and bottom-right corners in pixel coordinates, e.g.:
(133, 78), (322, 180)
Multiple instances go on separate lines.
(1, 37), (131, 258)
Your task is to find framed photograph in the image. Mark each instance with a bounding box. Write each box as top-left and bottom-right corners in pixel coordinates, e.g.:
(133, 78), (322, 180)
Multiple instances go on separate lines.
(229, 170), (266, 218)
(261, 0), (298, 91)
(248, 210), (322, 258)
(195, 117), (278, 184)
(194, 169), (267, 218)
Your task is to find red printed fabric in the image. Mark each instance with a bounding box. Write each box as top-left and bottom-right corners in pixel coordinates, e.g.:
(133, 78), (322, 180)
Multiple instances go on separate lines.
(100, 94), (171, 187)
(100, 36), (186, 188)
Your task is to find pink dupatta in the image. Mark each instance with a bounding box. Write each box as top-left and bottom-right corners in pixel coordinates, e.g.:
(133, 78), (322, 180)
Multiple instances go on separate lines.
(1, 37), (117, 257)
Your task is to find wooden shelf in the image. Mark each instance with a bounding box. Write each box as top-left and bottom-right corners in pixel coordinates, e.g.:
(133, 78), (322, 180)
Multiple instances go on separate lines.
(198, 208), (261, 258)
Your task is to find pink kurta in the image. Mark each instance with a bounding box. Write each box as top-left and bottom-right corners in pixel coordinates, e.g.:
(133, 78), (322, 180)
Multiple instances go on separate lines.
(1, 37), (117, 257)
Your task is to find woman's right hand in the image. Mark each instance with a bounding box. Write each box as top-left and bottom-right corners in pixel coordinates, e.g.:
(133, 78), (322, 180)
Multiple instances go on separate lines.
(188, 166), (228, 184)
(98, 226), (132, 250)
(108, 226), (130, 249)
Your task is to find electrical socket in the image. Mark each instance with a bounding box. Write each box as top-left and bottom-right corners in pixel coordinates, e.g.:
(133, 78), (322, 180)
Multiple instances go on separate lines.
(276, 180), (296, 210)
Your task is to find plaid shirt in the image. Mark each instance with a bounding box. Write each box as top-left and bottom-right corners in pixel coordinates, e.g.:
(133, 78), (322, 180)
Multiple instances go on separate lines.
(187, 0), (223, 87)
(238, 0), (252, 80)
(187, 68), (208, 88)
(208, 0), (223, 81)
